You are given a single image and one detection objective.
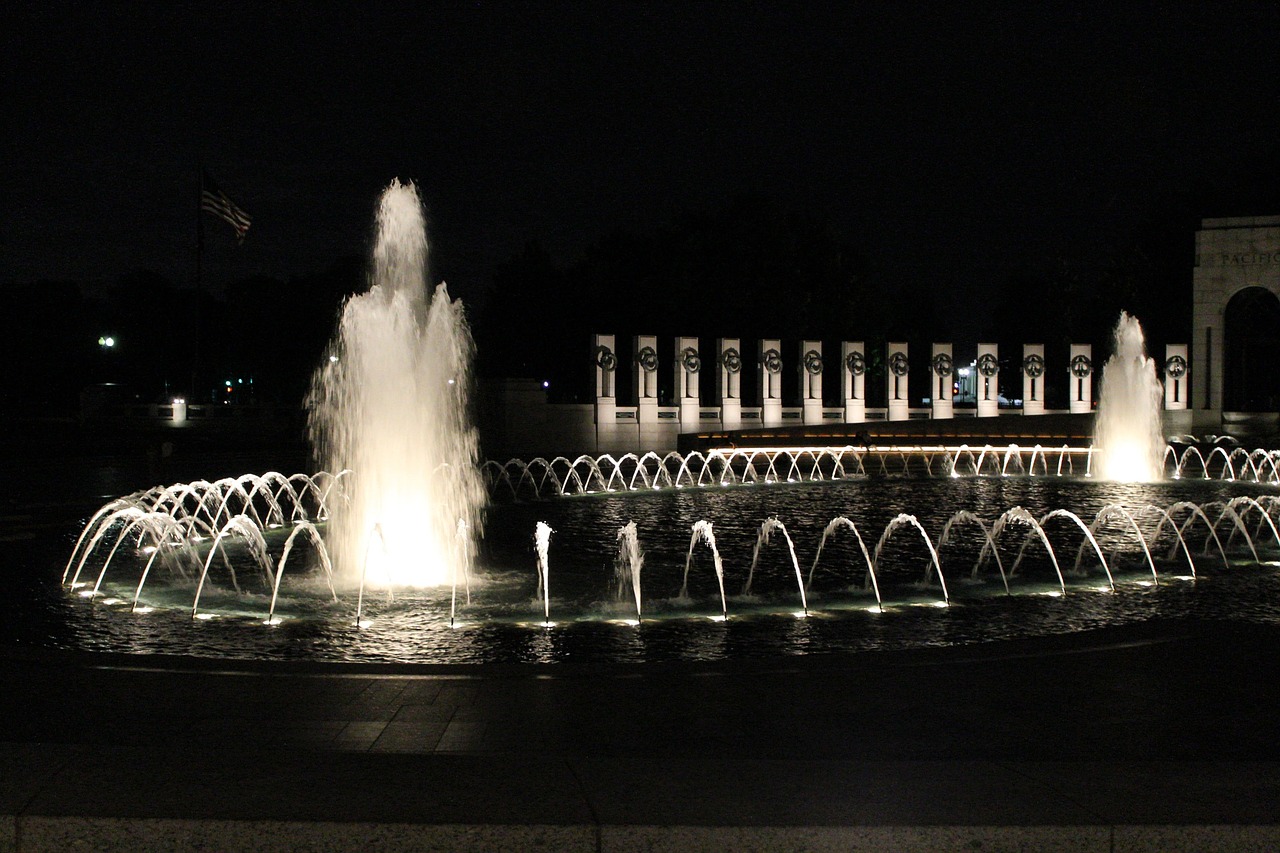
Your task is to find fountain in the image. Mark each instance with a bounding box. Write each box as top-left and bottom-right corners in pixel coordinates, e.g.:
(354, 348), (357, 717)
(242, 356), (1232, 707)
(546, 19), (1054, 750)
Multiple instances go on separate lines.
(1093, 311), (1165, 482)
(306, 180), (486, 588)
(44, 185), (1280, 666)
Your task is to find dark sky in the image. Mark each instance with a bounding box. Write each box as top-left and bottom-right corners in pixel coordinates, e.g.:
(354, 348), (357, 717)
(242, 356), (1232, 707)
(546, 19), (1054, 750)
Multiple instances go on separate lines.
(4, 2), (1279, 323)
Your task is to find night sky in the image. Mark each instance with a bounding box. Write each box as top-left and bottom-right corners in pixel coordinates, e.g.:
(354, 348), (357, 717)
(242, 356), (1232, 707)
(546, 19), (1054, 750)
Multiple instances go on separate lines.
(4, 2), (1279, 332)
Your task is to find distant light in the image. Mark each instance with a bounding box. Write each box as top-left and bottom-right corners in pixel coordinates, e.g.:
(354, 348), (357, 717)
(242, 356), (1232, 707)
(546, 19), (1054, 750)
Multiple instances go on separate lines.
(329, 355), (339, 363)
(447, 378), (455, 385)
(237, 378), (243, 385)
(97, 335), (115, 348)
(225, 380), (232, 387)
(542, 380), (550, 388)
(958, 367), (970, 377)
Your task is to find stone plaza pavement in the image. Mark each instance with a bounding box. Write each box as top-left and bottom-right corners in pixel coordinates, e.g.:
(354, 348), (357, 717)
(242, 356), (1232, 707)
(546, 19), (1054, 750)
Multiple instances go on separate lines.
(2, 619), (1279, 852)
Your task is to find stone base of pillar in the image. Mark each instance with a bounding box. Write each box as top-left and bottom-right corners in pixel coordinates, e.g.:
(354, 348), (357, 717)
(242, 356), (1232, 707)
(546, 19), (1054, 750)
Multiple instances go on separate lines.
(721, 399), (742, 431)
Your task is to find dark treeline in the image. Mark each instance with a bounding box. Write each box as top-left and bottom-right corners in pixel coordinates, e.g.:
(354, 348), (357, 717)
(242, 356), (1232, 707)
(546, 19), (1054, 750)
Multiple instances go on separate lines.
(0, 258), (364, 415)
(473, 195), (905, 404)
(475, 193), (1202, 408)
(4, 186), (1260, 415)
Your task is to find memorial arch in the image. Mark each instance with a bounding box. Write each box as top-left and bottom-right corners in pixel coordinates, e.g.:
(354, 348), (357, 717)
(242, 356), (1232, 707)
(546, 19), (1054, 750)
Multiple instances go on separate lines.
(1191, 216), (1280, 430)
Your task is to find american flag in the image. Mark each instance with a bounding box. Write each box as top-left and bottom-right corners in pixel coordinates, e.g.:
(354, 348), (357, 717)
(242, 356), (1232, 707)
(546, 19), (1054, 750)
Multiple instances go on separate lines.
(200, 171), (251, 242)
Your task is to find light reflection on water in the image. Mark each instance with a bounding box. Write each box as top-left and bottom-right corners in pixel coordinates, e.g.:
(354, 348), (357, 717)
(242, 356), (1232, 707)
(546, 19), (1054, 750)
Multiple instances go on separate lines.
(15, 476), (1280, 664)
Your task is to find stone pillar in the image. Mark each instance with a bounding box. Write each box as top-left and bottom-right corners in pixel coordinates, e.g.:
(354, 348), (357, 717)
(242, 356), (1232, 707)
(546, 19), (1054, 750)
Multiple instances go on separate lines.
(976, 343), (999, 418)
(842, 341), (866, 423)
(930, 343), (954, 419)
(1164, 344), (1188, 410)
(1021, 344), (1046, 415)
(634, 334), (659, 424)
(759, 339), (783, 427)
(593, 334), (618, 421)
(801, 340), (824, 424)
(676, 336), (701, 429)
(887, 341), (909, 422)
(1068, 343), (1093, 414)
(717, 338), (743, 431)
(593, 334), (623, 452)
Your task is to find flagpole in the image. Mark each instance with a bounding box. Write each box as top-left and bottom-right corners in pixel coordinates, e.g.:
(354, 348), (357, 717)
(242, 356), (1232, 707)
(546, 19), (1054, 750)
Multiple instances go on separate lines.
(191, 165), (251, 402)
(196, 165), (204, 292)
(193, 164), (204, 399)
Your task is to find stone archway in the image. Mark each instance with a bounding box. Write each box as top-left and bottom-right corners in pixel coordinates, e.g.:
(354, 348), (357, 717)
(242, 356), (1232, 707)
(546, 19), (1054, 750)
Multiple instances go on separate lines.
(1223, 286), (1280, 412)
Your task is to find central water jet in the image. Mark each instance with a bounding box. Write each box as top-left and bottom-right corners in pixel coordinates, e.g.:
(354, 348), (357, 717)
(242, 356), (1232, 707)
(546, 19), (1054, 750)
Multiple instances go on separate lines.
(1093, 311), (1164, 482)
(307, 180), (486, 587)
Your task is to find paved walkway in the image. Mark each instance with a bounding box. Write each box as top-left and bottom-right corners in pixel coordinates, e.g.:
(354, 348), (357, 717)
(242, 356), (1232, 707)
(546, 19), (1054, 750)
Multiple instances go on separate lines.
(3, 619), (1279, 852)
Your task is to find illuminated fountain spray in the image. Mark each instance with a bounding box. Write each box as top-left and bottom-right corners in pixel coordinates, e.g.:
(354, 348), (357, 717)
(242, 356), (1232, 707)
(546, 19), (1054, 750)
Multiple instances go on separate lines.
(534, 522), (553, 624)
(1093, 311), (1164, 482)
(308, 180), (486, 587)
(615, 521), (644, 621)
